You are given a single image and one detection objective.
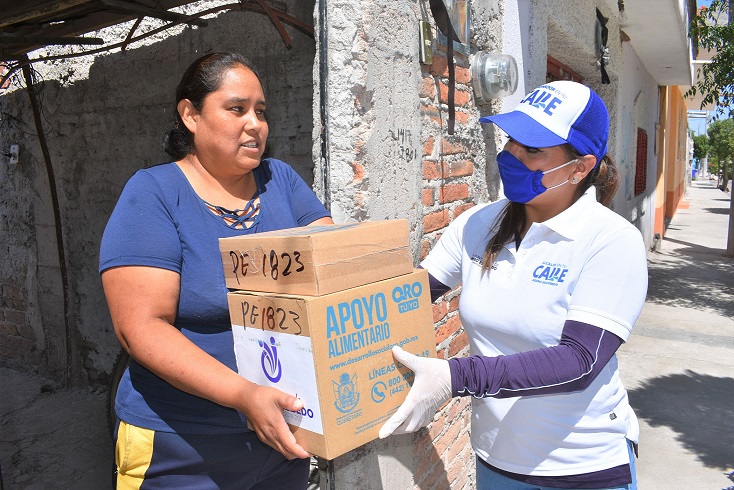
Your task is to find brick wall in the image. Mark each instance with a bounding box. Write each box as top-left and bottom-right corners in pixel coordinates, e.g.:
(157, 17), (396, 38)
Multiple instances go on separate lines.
(414, 42), (476, 489)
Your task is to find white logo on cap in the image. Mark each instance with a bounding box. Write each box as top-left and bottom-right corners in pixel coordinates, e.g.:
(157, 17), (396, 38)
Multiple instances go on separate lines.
(521, 89), (564, 116)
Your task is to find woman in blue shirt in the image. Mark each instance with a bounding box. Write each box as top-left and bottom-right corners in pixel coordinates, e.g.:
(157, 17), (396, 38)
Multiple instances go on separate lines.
(100, 52), (332, 489)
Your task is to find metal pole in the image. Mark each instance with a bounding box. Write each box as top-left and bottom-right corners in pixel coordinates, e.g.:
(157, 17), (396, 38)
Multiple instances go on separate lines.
(727, 158), (733, 257)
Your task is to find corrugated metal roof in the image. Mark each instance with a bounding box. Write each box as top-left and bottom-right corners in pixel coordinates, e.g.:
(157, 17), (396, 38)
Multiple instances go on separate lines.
(0, 0), (211, 60)
(0, 0), (308, 62)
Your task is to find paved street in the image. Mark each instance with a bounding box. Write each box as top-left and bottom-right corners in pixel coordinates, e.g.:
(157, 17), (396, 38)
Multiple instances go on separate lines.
(617, 179), (734, 490)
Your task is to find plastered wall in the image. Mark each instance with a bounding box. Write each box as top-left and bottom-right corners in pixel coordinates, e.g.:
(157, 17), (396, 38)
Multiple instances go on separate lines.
(0, 2), (317, 383)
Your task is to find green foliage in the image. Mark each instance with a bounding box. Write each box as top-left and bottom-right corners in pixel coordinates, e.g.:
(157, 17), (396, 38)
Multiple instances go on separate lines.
(706, 118), (734, 183)
(687, 1), (734, 118)
(693, 133), (710, 161)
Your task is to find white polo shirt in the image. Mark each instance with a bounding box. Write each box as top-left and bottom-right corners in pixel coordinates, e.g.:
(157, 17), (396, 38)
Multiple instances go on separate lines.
(422, 187), (647, 476)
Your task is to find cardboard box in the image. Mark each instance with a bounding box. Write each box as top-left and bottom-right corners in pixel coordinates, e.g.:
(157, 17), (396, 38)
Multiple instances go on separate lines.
(227, 269), (436, 460)
(219, 220), (413, 296)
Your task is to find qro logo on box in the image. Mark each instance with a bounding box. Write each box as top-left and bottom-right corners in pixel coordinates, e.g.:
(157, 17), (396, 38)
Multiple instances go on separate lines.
(392, 281), (423, 313)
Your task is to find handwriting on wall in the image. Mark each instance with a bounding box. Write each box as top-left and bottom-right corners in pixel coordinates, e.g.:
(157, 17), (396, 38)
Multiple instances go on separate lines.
(390, 127), (417, 162)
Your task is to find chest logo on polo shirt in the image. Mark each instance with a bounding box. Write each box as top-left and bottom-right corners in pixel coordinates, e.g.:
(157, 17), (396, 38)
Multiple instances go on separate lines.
(470, 254), (497, 270)
(532, 261), (569, 286)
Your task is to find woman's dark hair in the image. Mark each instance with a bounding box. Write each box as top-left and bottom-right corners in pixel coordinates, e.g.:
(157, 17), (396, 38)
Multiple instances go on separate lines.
(163, 52), (263, 160)
(481, 144), (619, 273)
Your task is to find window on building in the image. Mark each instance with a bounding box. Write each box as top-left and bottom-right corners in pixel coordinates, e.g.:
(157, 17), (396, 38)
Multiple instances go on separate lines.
(635, 128), (648, 196)
(546, 56), (583, 83)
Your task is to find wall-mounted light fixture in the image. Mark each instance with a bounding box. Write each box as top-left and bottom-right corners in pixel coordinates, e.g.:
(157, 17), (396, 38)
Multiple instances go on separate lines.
(470, 52), (518, 100)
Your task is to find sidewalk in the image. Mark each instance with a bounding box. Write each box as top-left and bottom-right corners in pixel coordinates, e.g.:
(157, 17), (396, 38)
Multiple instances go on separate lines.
(616, 179), (734, 489)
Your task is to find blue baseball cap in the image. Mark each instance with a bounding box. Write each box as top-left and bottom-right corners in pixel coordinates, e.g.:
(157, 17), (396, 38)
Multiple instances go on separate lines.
(480, 81), (609, 165)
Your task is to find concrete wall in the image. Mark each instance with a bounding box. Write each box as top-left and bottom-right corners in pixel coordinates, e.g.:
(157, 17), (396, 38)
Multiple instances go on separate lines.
(314, 0), (503, 487)
(664, 86), (691, 220)
(615, 40), (660, 249)
(0, 1), (317, 384)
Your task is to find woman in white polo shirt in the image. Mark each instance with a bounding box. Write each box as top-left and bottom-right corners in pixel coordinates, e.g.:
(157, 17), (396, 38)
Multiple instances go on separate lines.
(379, 80), (647, 490)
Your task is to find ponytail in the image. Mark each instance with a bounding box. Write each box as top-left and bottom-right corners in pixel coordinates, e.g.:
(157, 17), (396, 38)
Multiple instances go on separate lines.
(580, 154), (619, 207)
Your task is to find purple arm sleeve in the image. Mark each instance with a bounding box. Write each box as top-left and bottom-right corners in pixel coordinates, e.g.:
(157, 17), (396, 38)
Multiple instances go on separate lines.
(426, 270), (451, 302)
(449, 320), (623, 398)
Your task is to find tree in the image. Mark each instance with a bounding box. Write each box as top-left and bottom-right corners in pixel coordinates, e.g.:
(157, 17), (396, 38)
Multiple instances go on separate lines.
(692, 133), (709, 162)
(706, 118), (734, 190)
(688, 1), (734, 257)
(687, 1), (734, 118)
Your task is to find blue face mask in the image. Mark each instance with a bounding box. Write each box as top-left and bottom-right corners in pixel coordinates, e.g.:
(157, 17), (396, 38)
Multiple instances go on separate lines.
(496, 150), (578, 204)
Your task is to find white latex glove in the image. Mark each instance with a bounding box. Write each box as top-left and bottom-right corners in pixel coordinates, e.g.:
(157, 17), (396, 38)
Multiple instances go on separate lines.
(378, 346), (452, 438)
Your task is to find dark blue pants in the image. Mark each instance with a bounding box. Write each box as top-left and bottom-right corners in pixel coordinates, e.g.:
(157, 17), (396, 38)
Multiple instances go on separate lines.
(115, 420), (310, 489)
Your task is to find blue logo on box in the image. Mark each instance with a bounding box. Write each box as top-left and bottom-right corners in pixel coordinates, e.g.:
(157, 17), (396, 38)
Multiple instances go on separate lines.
(371, 381), (387, 403)
(333, 372), (360, 413)
(259, 336), (282, 382)
(392, 281), (423, 313)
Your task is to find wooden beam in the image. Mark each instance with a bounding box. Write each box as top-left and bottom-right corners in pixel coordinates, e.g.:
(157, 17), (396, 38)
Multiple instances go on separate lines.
(0, 34), (104, 45)
(97, 0), (207, 27)
(0, 0), (93, 29)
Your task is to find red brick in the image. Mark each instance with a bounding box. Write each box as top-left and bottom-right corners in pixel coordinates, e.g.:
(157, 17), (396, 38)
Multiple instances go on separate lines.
(455, 65), (471, 84)
(447, 428), (470, 464)
(414, 437), (443, 480)
(448, 295), (460, 313)
(438, 82), (470, 106)
(432, 301), (448, 324)
(440, 138), (467, 155)
(423, 209), (449, 233)
(435, 315), (461, 344)
(454, 109), (470, 125)
(422, 160), (445, 180)
(447, 456), (465, 487)
(420, 76), (435, 98)
(430, 55), (448, 77)
(453, 202), (475, 218)
(449, 331), (469, 357)
(415, 442), (452, 489)
(450, 159), (474, 177)
(449, 447), (473, 489)
(439, 183), (469, 204)
(433, 411), (462, 456)
(421, 239), (432, 261)
(423, 135), (435, 156)
(422, 188), (435, 206)
(351, 162), (364, 183)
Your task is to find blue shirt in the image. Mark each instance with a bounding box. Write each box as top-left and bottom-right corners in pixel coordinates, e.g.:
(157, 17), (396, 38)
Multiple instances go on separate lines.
(100, 159), (330, 433)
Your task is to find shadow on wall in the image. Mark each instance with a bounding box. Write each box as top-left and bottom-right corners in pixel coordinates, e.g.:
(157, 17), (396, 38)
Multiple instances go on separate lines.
(0, 3), (316, 385)
(627, 370), (734, 471)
